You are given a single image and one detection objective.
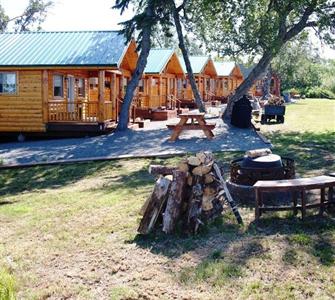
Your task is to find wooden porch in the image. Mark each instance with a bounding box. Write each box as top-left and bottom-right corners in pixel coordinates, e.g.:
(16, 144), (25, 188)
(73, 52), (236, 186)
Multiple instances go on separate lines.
(43, 69), (125, 131)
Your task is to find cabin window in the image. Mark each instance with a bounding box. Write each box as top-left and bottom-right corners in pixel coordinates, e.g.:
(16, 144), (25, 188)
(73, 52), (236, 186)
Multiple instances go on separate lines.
(0, 72), (17, 95)
(224, 80), (229, 90)
(138, 79), (144, 93)
(183, 79), (188, 89)
(89, 77), (98, 89)
(53, 75), (64, 97)
(77, 78), (85, 97)
(151, 78), (156, 86)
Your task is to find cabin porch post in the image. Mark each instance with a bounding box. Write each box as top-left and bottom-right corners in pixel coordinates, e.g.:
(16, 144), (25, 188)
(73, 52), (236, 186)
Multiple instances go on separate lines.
(111, 73), (116, 120)
(98, 70), (105, 123)
(42, 70), (49, 123)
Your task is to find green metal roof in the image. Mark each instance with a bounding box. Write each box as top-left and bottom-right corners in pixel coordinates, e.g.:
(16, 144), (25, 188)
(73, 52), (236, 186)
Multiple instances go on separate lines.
(214, 61), (236, 76)
(179, 56), (210, 74)
(0, 31), (128, 67)
(144, 49), (175, 74)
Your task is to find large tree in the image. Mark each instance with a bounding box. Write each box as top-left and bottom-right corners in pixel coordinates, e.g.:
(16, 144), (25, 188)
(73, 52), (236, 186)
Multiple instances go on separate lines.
(170, 0), (205, 112)
(113, 0), (173, 131)
(272, 37), (323, 91)
(187, 0), (335, 118)
(114, 0), (206, 130)
(0, 0), (53, 33)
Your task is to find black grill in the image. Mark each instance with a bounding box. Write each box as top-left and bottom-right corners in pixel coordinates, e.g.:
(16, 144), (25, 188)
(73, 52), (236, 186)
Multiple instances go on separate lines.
(231, 95), (252, 128)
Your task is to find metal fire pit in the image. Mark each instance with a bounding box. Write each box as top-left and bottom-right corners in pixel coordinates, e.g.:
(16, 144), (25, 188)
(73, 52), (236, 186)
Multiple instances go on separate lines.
(230, 156), (295, 186)
(227, 156), (295, 205)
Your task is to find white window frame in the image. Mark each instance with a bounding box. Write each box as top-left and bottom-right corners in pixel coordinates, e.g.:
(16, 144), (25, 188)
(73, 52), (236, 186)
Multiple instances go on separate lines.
(77, 78), (86, 98)
(53, 74), (64, 99)
(0, 71), (18, 95)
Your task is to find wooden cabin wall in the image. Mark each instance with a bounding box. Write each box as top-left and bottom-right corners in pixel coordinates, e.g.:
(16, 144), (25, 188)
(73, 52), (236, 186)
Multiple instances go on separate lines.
(180, 76), (205, 101)
(0, 70), (45, 132)
(141, 73), (181, 109)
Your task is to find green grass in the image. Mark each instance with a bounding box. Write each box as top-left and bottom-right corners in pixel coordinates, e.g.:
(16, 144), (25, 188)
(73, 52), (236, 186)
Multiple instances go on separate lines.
(0, 99), (334, 299)
(260, 98), (335, 133)
(260, 99), (335, 176)
(0, 269), (16, 300)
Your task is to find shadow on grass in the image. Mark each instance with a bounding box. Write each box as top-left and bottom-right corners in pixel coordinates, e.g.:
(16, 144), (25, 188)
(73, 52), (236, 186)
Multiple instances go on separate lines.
(0, 200), (14, 206)
(249, 214), (335, 266)
(266, 131), (335, 176)
(130, 211), (335, 289)
(0, 161), (120, 197)
(131, 216), (241, 258)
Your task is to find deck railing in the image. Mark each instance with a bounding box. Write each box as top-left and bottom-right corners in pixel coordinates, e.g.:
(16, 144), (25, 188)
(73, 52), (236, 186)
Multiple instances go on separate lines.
(166, 94), (181, 110)
(48, 100), (99, 123)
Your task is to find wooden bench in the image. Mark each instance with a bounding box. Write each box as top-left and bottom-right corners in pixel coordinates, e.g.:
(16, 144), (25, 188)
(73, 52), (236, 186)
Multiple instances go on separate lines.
(167, 124), (216, 130)
(253, 175), (335, 221)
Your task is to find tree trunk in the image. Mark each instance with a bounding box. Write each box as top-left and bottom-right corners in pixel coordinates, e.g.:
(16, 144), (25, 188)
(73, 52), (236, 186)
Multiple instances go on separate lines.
(224, 50), (273, 120)
(162, 169), (187, 234)
(172, 2), (206, 112)
(116, 4), (154, 131)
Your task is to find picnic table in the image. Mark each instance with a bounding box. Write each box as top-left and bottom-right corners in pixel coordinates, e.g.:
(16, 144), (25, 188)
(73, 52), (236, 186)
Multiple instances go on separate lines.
(167, 112), (215, 142)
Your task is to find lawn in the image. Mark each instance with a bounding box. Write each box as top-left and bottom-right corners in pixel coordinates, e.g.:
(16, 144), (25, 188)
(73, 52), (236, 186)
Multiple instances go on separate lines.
(0, 99), (334, 299)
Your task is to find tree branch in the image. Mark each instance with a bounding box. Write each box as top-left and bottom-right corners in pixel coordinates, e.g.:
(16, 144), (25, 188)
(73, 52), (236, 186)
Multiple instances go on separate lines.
(284, 1), (318, 42)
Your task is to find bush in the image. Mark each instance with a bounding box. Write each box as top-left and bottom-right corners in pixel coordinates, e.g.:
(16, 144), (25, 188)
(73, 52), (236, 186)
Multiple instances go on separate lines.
(0, 269), (16, 300)
(304, 87), (335, 99)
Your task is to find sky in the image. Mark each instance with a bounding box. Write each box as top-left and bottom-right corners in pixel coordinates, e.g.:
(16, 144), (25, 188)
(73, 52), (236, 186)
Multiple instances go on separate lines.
(1, 0), (134, 31)
(1, 0), (335, 59)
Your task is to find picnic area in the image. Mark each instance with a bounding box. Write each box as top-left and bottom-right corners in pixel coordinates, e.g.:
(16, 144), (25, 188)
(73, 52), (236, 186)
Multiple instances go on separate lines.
(1, 99), (334, 299)
(1, 0), (335, 299)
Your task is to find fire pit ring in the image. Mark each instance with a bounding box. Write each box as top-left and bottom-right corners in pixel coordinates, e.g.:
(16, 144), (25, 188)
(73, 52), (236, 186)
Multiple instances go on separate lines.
(227, 156), (295, 205)
(230, 156), (295, 186)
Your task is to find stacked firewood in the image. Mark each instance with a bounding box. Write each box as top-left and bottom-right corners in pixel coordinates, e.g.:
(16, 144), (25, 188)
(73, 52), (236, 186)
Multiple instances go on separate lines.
(138, 152), (242, 235)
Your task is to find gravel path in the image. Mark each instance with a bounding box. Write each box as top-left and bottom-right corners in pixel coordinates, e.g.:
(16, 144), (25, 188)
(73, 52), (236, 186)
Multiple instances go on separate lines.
(0, 117), (270, 166)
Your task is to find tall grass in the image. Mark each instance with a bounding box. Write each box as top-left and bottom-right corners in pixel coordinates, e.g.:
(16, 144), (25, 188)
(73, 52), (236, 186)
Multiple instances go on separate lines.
(0, 269), (16, 300)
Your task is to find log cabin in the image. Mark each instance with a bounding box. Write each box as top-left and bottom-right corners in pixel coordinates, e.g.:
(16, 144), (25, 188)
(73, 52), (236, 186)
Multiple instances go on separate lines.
(0, 31), (138, 138)
(239, 64), (281, 97)
(214, 62), (244, 99)
(178, 56), (217, 107)
(135, 49), (185, 120)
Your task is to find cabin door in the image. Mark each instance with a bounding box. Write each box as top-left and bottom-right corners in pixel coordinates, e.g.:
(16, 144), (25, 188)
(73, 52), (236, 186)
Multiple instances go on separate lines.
(67, 76), (75, 113)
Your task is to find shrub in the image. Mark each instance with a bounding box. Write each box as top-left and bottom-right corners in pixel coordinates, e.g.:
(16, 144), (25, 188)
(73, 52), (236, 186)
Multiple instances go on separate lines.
(0, 269), (16, 300)
(304, 87), (335, 99)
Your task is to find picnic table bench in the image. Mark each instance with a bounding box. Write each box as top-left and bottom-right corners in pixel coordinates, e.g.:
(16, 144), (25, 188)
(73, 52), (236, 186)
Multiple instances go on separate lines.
(167, 112), (216, 142)
(254, 175), (335, 221)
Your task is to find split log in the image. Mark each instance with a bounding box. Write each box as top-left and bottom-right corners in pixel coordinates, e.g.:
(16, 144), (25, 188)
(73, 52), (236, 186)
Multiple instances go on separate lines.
(192, 162), (213, 176)
(138, 176), (171, 234)
(197, 151), (214, 165)
(178, 160), (189, 173)
(202, 194), (215, 211)
(186, 183), (203, 234)
(149, 165), (175, 176)
(246, 148), (272, 158)
(187, 175), (194, 186)
(213, 163), (243, 224)
(202, 197), (224, 222)
(203, 186), (217, 197)
(187, 156), (201, 166)
(162, 170), (187, 234)
(204, 173), (215, 184)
